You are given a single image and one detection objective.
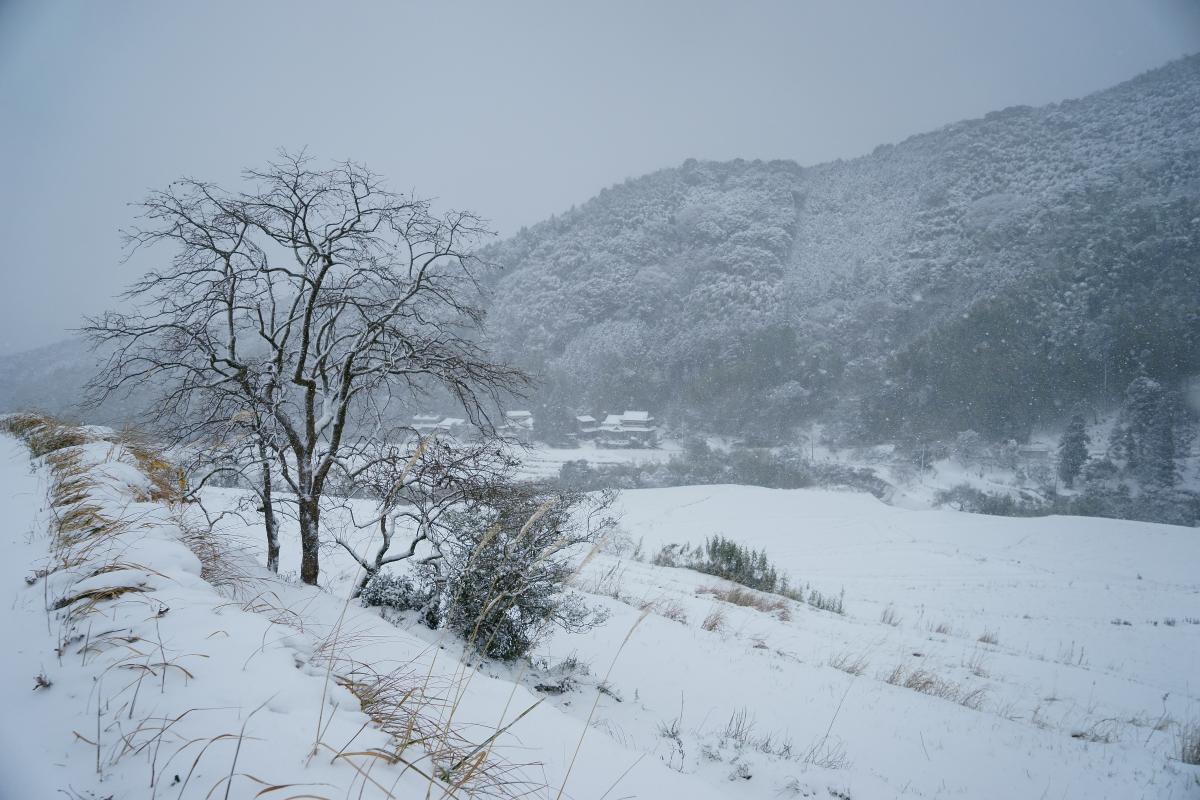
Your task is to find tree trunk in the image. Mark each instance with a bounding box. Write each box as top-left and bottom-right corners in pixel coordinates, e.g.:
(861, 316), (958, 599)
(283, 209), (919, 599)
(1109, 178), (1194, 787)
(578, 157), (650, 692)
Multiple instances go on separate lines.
(353, 567), (376, 598)
(352, 515), (390, 597)
(259, 445), (280, 573)
(299, 499), (320, 585)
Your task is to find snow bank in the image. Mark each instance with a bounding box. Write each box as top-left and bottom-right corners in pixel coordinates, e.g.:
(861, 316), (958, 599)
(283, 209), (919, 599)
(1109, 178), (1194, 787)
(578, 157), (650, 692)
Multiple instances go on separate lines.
(0, 422), (725, 799)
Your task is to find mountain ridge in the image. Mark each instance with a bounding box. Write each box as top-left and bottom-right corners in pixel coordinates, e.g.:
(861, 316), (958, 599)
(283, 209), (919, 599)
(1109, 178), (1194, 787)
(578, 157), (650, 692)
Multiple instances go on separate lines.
(481, 53), (1200, 440)
(4, 55), (1199, 442)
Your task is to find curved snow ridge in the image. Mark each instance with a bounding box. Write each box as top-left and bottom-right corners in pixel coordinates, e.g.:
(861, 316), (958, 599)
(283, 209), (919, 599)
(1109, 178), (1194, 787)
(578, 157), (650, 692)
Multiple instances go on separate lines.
(0, 421), (734, 800)
(0, 424), (458, 799)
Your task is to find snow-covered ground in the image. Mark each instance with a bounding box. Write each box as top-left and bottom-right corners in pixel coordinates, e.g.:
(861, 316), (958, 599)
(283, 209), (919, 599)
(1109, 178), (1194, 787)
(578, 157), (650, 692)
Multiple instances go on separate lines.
(3, 427), (1199, 799)
(516, 440), (681, 480)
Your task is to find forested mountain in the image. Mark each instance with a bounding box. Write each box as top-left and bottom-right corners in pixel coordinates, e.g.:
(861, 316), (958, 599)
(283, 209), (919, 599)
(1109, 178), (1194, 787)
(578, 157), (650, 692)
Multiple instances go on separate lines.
(3, 57), (1198, 444)
(0, 338), (104, 420)
(483, 55), (1200, 441)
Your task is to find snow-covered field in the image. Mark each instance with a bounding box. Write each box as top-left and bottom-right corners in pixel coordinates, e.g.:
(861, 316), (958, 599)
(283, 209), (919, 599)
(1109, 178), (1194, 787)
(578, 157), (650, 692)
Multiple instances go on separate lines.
(3, 429), (1199, 799)
(516, 440), (681, 480)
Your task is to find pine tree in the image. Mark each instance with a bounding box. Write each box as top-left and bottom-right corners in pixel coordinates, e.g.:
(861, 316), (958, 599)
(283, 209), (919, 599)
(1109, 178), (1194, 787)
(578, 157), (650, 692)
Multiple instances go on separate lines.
(1109, 377), (1183, 489)
(1057, 414), (1090, 489)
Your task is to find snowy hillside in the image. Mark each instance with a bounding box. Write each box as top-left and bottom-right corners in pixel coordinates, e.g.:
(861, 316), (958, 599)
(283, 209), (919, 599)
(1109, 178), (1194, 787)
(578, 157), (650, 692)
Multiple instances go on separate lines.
(4, 57), (1198, 447)
(5, 422), (1196, 798)
(483, 55), (1200, 440)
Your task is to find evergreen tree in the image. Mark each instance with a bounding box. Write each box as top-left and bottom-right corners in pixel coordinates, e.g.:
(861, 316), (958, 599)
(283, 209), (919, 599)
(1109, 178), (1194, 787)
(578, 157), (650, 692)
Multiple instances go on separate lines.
(1056, 414), (1090, 489)
(1109, 377), (1183, 489)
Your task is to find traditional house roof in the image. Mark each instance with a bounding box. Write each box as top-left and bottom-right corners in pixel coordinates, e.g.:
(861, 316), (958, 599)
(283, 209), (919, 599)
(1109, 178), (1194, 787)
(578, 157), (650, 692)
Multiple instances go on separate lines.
(622, 410), (651, 423)
(504, 411), (534, 431)
(576, 415), (597, 424)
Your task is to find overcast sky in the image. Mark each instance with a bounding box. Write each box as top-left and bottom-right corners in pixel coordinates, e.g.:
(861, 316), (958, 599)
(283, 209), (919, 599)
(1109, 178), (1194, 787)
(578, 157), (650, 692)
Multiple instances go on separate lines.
(1, 1), (1198, 354)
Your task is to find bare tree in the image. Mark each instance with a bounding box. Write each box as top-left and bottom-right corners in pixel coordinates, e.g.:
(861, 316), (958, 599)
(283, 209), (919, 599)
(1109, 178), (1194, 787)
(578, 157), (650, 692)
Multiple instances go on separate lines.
(87, 152), (528, 584)
(331, 434), (519, 596)
(183, 406), (286, 573)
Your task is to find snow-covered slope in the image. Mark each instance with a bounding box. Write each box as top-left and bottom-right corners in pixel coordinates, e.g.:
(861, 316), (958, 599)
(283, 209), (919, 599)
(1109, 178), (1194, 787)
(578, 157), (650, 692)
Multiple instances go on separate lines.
(537, 486), (1200, 799)
(4, 424), (1198, 798)
(0, 425), (727, 799)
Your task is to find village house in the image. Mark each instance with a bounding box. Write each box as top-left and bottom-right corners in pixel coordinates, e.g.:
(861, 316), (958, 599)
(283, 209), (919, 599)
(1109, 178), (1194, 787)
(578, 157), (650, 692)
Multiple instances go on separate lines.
(411, 413), (445, 436)
(590, 410), (659, 448)
(500, 410), (535, 443)
(409, 414), (469, 438)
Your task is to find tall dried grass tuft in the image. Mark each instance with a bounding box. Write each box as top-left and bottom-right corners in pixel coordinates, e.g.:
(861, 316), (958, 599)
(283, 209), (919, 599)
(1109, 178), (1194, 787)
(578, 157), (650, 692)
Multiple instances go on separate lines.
(114, 430), (184, 503)
(883, 663), (987, 710)
(1178, 720), (1200, 765)
(696, 584), (792, 621)
(333, 662), (538, 798)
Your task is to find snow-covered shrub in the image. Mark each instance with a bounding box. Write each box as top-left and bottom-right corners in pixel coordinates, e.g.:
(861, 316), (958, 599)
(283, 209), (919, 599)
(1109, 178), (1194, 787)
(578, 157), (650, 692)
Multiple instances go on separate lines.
(436, 485), (612, 661)
(655, 536), (786, 593)
(558, 445), (888, 497)
(807, 587), (845, 615)
(360, 571), (440, 628)
(366, 484), (614, 661)
(934, 484), (1045, 517)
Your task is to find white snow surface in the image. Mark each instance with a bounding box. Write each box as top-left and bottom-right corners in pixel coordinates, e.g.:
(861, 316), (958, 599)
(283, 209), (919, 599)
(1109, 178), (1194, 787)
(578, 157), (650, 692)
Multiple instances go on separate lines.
(3, 431), (1199, 799)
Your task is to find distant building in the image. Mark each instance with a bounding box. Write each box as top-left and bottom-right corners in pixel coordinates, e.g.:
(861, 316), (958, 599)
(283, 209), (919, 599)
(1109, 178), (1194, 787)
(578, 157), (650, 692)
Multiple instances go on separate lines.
(595, 410), (658, 448)
(410, 413), (469, 438)
(500, 410), (535, 443)
(574, 415), (600, 441)
(411, 413), (445, 435)
(1017, 444), (1052, 463)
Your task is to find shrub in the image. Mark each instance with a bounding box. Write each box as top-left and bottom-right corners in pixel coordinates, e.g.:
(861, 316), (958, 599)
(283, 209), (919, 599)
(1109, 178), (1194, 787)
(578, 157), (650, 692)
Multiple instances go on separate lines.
(696, 535), (780, 592)
(655, 535), (845, 615)
(360, 571), (441, 628)
(1177, 720), (1200, 765)
(934, 484), (1045, 517)
(364, 484), (612, 661)
(807, 587), (845, 615)
(558, 444), (889, 498)
(936, 477), (1200, 527)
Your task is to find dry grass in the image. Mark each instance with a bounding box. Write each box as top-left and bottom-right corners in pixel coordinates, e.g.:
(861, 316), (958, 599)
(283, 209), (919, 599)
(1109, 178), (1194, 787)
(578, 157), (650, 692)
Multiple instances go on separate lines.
(883, 663), (988, 710)
(963, 649), (989, 678)
(828, 650), (869, 676)
(53, 582), (147, 613)
(642, 598), (688, 625)
(115, 431), (184, 503)
(178, 519), (255, 594)
(334, 663), (538, 796)
(1179, 720), (1200, 765)
(0, 411), (53, 438)
(701, 606), (727, 632)
(879, 604), (901, 627)
(697, 584), (792, 621)
(978, 629), (999, 645)
(2, 413), (95, 459)
(32, 424), (93, 456)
